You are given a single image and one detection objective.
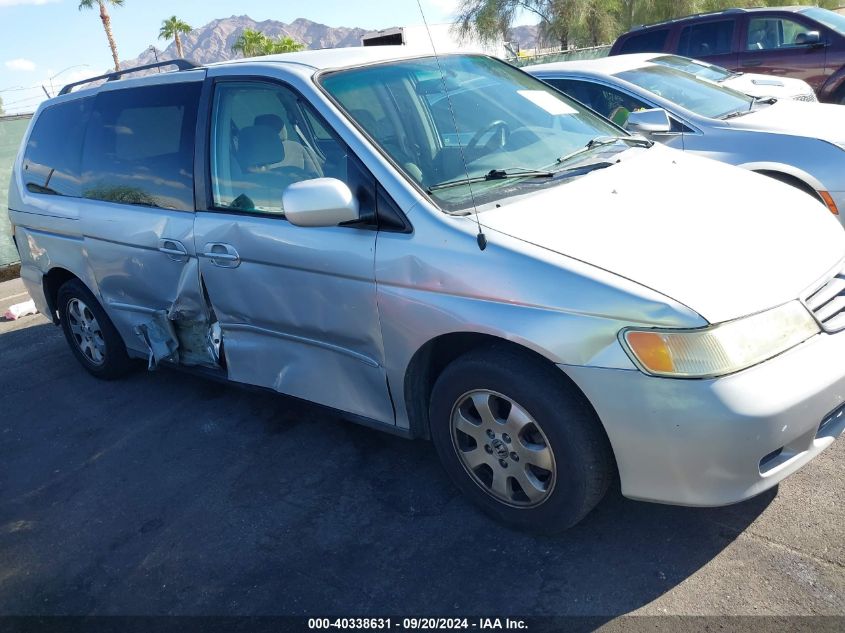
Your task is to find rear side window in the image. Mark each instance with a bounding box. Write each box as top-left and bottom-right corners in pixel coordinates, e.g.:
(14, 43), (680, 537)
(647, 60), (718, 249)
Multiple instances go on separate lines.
(81, 82), (201, 211)
(678, 20), (735, 57)
(23, 98), (92, 197)
(619, 29), (670, 54)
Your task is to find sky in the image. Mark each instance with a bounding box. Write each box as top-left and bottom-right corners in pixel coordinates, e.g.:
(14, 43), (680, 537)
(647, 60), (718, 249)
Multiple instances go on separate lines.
(0, 0), (532, 114)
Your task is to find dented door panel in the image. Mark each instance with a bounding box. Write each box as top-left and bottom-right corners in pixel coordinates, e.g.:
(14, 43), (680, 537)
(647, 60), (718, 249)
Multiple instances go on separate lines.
(193, 212), (394, 423)
(78, 199), (209, 363)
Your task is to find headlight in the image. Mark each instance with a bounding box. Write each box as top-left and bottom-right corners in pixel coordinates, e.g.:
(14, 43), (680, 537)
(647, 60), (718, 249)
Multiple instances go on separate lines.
(620, 301), (819, 378)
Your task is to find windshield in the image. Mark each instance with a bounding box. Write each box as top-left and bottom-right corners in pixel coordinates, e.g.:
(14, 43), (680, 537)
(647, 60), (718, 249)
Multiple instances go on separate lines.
(615, 64), (753, 119)
(320, 55), (624, 211)
(802, 7), (845, 35)
(651, 55), (733, 82)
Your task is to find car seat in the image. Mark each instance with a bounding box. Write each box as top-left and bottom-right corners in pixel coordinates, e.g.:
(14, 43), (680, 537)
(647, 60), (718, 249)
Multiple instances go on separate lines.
(253, 113), (323, 178)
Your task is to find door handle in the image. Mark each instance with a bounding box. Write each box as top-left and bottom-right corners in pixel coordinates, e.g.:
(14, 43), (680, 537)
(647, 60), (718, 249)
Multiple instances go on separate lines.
(741, 60), (762, 67)
(202, 242), (241, 268)
(158, 239), (189, 261)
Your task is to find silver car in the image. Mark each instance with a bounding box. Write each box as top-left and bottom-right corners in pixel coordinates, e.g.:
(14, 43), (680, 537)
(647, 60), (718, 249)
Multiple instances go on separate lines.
(640, 53), (818, 102)
(8, 48), (845, 532)
(526, 55), (845, 222)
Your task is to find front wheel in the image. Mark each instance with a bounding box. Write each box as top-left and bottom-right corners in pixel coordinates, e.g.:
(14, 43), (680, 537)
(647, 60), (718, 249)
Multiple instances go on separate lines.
(429, 346), (615, 533)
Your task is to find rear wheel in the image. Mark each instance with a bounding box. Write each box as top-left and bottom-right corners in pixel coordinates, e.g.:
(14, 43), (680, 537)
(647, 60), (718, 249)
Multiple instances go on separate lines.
(429, 346), (614, 533)
(58, 279), (133, 380)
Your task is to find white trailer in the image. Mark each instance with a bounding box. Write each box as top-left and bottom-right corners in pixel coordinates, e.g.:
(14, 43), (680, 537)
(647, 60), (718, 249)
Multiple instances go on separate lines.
(361, 23), (513, 60)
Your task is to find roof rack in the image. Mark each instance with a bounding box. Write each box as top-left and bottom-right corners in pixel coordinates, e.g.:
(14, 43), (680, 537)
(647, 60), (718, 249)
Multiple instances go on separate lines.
(59, 59), (199, 96)
(631, 7), (748, 31)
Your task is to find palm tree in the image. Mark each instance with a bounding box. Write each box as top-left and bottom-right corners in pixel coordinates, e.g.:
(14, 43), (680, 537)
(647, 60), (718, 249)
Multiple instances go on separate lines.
(270, 36), (306, 54)
(231, 29), (269, 58)
(79, 0), (124, 72)
(232, 29), (305, 58)
(159, 16), (193, 59)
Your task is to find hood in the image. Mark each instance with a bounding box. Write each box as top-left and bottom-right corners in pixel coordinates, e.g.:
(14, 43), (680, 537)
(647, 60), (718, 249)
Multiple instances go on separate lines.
(728, 100), (845, 144)
(479, 145), (845, 324)
(725, 73), (815, 100)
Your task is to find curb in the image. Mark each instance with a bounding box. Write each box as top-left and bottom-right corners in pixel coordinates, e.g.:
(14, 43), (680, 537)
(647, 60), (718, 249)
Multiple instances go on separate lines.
(0, 263), (21, 283)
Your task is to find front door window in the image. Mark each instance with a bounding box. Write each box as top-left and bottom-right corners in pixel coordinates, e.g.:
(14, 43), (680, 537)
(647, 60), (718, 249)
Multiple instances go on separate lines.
(210, 81), (349, 215)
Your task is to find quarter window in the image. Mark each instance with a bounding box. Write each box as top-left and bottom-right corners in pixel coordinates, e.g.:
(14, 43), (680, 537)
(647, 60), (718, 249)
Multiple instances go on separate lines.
(209, 81), (352, 215)
(747, 17), (814, 50)
(23, 98), (92, 197)
(81, 82), (201, 211)
(678, 20), (735, 57)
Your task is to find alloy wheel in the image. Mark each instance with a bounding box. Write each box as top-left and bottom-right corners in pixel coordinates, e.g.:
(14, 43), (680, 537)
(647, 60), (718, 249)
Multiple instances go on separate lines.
(66, 298), (106, 366)
(450, 389), (556, 508)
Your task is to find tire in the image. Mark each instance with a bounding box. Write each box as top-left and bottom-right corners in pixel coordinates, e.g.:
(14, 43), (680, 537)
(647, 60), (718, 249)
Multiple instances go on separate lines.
(57, 278), (134, 380)
(429, 346), (614, 533)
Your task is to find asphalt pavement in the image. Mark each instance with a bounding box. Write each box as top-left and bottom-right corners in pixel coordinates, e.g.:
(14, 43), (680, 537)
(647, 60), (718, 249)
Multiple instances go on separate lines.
(0, 277), (843, 619)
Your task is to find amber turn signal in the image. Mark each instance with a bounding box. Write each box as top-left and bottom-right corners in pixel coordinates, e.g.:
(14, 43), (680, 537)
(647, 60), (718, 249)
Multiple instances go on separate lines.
(819, 191), (839, 215)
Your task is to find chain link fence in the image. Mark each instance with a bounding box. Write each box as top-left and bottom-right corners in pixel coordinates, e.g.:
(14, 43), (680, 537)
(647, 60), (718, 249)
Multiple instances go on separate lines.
(510, 44), (611, 67)
(1, 114), (32, 268)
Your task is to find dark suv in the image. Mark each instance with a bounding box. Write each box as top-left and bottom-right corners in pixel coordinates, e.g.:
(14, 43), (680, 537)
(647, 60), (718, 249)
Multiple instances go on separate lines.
(609, 6), (845, 103)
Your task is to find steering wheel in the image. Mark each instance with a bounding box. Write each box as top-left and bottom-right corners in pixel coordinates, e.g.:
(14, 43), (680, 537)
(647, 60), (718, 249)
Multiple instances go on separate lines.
(466, 120), (511, 154)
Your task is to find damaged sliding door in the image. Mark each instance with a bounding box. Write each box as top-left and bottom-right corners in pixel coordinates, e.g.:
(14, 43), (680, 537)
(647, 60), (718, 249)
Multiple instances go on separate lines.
(192, 75), (395, 425)
(78, 74), (219, 369)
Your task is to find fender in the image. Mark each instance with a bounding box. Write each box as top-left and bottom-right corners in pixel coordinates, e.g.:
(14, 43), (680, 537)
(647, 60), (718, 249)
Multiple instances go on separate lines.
(735, 161), (825, 195)
(820, 66), (845, 103)
(11, 223), (103, 322)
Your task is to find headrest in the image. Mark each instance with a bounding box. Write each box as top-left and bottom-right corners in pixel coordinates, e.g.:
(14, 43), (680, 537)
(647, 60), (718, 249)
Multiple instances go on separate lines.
(254, 114), (284, 131)
(238, 125), (285, 169)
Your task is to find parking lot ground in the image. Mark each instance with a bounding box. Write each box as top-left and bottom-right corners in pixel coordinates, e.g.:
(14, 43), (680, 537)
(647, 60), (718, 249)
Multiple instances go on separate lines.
(0, 277), (843, 620)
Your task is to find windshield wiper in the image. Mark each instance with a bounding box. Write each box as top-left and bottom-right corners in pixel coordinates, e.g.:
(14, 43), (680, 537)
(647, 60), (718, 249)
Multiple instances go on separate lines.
(427, 168), (553, 192)
(557, 161), (616, 176)
(556, 135), (653, 166)
(723, 95), (777, 119)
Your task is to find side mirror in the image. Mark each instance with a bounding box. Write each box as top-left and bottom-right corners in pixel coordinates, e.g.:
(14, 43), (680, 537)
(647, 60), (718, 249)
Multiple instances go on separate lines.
(625, 108), (672, 136)
(282, 178), (359, 228)
(795, 30), (822, 46)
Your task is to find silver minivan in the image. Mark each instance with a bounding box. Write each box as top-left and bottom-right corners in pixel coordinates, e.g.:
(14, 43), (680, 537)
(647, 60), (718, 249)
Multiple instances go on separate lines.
(8, 48), (845, 532)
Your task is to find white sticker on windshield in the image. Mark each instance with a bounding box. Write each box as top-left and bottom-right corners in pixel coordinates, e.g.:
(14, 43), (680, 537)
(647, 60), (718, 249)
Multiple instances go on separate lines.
(517, 90), (578, 115)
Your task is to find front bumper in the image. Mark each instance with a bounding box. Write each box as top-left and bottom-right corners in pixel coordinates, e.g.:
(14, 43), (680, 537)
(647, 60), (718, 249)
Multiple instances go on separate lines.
(561, 329), (845, 506)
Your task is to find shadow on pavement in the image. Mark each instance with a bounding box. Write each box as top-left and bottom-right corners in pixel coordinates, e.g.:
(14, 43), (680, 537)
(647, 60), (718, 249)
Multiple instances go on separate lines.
(0, 323), (772, 616)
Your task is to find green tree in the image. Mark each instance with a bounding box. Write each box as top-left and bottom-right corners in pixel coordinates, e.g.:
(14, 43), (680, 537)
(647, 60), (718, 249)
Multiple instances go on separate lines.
(269, 35), (306, 54)
(232, 28), (270, 57)
(579, 0), (621, 47)
(459, 0), (845, 50)
(457, 1), (567, 47)
(232, 29), (305, 57)
(159, 15), (192, 60)
(78, 0), (124, 72)
(0, 96), (5, 117)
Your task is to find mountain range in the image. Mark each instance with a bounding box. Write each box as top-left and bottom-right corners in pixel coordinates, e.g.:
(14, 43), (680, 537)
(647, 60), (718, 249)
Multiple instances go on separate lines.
(120, 15), (540, 70)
